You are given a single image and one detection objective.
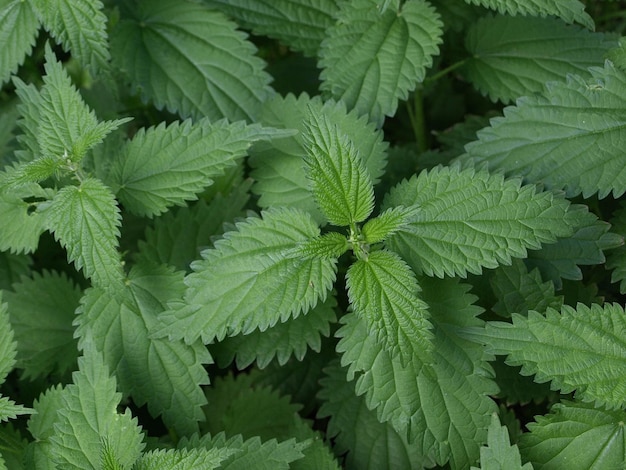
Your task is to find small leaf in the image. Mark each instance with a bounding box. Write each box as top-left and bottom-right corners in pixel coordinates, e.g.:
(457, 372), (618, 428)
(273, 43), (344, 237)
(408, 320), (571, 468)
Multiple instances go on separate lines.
(0, 293), (16, 383)
(293, 232), (349, 260)
(42, 178), (124, 288)
(153, 208), (337, 344)
(111, 0), (273, 122)
(362, 205), (419, 245)
(471, 413), (533, 470)
(319, 0), (443, 124)
(0, 184), (47, 254)
(0, 0), (39, 86)
(0, 396), (33, 423)
(302, 107), (375, 226)
(346, 250), (432, 365)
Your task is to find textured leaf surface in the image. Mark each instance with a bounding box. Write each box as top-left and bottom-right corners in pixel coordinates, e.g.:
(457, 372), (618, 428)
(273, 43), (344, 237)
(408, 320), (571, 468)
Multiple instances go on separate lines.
(31, 0), (109, 73)
(5, 271), (81, 379)
(464, 15), (615, 103)
(476, 303), (626, 409)
(135, 448), (233, 470)
(383, 165), (573, 277)
(0, 184), (47, 253)
(0, 396), (31, 423)
(471, 413), (533, 470)
(337, 277), (497, 467)
(346, 250), (432, 365)
(204, 0), (341, 56)
(0, 294), (16, 384)
(48, 342), (144, 469)
(362, 206), (419, 245)
(43, 178), (124, 288)
(0, 0), (39, 86)
(294, 232), (349, 260)
(111, 119), (276, 217)
(154, 208), (336, 344)
(319, 0), (443, 124)
(463, 0), (593, 29)
(465, 63), (626, 199)
(111, 0), (273, 121)
(250, 93), (387, 223)
(519, 401), (626, 469)
(75, 263), (210, 436)
(607, 203), (626, 293)
(302, 108), (375, 226)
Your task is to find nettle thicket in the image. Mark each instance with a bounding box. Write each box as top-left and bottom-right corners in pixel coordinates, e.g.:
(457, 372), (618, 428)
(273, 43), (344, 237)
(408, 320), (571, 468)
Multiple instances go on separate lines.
(1, 0), (626, 469)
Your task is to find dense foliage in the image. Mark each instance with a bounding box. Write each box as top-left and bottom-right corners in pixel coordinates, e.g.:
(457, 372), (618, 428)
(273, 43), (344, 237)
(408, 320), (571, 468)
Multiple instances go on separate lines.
(1, 0), (626, 468)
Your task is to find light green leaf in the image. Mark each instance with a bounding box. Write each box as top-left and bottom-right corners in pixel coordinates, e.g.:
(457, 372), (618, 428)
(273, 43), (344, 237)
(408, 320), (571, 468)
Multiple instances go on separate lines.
(302, 107), (375, 226)
(5, 270), (81, 379)
(346, 250), (432, 365)
(383, 165), (574, 277)
(110, 119), (275, 218)
(464, 15), (616, 103)
(471, 413), (533, 470)
(48, 340), (144, 469)
(293, 232), (349, 260)
(250, 93), (387, 224)
(519, 401), (626, 469)
(203, 0), (341, 56)
(319, 0), (443, 124)
(75, 263), (210, 437)
(0, 0), (39, 86)
(0, 184), (47, 253)
(465, 63), (626, 199)
(0, 396), (32, 422)
(462, 0), (593, 29)
(42, 178), (124, 289)
(134, 448), (234, 470)
(153, 207), (336, 344)
(362, 206), (419, 245)
(111, 0), (273, 122)
(211, 294), (337, 369)
(28, 384), (65, 442)
(30, 0), (109, 73)
(475, 303), (626, 409)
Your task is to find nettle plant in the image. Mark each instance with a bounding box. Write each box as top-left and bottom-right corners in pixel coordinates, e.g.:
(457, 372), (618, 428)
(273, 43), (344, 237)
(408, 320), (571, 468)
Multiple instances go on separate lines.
(2, 0), (626, 468)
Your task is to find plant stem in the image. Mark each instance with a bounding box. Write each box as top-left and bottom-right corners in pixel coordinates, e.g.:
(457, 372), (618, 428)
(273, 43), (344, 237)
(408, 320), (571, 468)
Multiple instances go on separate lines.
(424, 58), (468, 85)
(407, 87), (427, 153)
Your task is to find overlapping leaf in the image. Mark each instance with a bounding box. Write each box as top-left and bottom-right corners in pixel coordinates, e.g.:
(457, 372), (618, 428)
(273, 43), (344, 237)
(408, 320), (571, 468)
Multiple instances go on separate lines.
(111, 0), (273, 122)
(134, 448), (235, 470)
(465, 63), (626, 199)
(463, 0), (593, 29)
(471, 413), (533, 470)
(204, 0), (341, 56)
(153, 208), (337, 344)
(475, 303), (626, 409)
(75, 263), (210, 437)
(0, 0), (39, 86)
(110, 119), (278, 217)
(0, 183), (48, 254)
(319, 0), (443, 124)
(464, 15), (615, 103)
(383, 165), (574, 277)
(42, 178), (124, 288)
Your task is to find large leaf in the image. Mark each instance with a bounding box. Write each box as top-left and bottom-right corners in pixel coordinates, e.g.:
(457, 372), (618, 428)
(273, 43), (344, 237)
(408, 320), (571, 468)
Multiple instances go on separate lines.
(462, 0), (593, 29)
(464, 15), (615, 103)
(75, 263), (210, 437)
(383, 165), (574, 278)
(111, 0), (273, 122)
(465, 63), (626, 199)
(110, 119), (278, 217)
(474, 303), (626, 409)
(302, 107), (374, 226)
(42, 178), (124, 289)
(153, 207), (337, 344)
(0, 0), (39, 86)
(204, 0), (341, 56)
(319, 0), (443, 124)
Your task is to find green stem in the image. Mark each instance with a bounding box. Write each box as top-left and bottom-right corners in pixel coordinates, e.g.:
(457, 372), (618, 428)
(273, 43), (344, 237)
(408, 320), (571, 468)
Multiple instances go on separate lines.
(406, 87), (427, 153)
(424, 58), (468, 85)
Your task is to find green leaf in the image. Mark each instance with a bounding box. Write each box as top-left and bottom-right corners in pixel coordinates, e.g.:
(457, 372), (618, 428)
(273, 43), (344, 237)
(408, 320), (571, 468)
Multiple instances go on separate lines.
(319, 0), (443, 124)
(5, 270), (81, 379)
(0, 252), (31, 291)
(153, 207), (337, 344)
(346, 250), (432, 366)
(28, 384), (65, 442)
(0, 396), (32, 423)
(464, 15), (616, 103)
(293, 232), (350, 260)
(0, 423), (28, 470)
(75, 263), (210, 437)
(0, 293), (16, 383)
(465, 63), (626, 199)
(383, 165), (574, 277)
(110, 119), (275, 218)
(30, 0), (110, 73)
(48, 340), (144, 470)
(475, 303), (626, 409)
(250, 93), (387, 223)
(606, 203), (626, 294)
(42, 178), (124, 288)
(211, 294), (337, 369)
(519, 401), (626, 469)
(0, 0), (39, 86)
(111, 0), (273, 122)
(203, 0), (341, 57)
(134, 448), (234, 470)
(0, 184), (47, 254)
(462, 0), (593, 29)
(362, 206), (419, 245)
(471, 413), (533, 470)
(302, 107), (375, 226)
